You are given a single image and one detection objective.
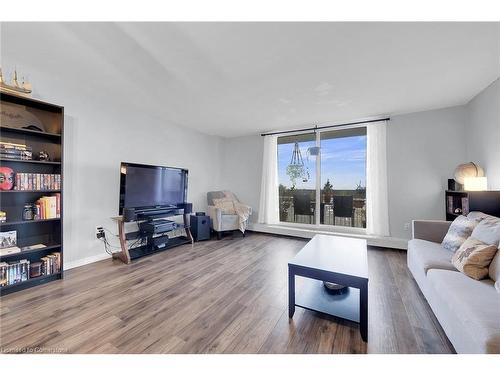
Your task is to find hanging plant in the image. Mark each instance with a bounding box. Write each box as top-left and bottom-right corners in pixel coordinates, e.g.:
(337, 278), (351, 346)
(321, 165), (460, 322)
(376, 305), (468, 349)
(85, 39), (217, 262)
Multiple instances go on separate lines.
(286, 164), (304, 187)
(286, 142), (309, 186)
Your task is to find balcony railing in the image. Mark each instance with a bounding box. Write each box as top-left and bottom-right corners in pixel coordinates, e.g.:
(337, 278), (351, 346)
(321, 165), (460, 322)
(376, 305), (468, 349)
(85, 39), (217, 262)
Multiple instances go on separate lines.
(279, 195), (366, 228)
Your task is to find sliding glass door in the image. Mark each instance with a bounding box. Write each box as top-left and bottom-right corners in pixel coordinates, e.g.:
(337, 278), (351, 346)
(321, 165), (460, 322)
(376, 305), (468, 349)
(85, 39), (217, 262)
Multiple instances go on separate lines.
(320, 127), (367, 228)
(277, 126), (367, 230)
(277, 133), (316, 224)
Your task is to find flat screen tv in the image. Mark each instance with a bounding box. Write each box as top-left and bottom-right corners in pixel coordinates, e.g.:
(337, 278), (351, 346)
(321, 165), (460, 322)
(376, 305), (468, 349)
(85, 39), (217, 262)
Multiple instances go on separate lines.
(119, 162), (188, 214)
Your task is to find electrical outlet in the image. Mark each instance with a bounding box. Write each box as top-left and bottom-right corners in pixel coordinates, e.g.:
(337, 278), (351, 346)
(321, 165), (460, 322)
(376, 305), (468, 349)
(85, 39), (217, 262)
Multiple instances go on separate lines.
(96, 226), (105, 239)
(403, 222), (410, 231)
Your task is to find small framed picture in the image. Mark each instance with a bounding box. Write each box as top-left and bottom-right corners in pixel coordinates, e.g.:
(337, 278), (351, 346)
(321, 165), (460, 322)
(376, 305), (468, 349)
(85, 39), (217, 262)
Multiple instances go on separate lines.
(0, 230), (17, 249)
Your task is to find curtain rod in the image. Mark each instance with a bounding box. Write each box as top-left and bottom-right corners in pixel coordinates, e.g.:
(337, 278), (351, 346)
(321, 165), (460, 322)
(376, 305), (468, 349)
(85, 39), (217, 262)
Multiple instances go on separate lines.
(260, 117), (390, 136)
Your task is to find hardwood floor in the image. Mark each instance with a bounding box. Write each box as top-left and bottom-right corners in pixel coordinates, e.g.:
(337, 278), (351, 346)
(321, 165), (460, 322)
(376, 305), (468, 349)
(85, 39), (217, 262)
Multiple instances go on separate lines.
(0, 232), (454, 354)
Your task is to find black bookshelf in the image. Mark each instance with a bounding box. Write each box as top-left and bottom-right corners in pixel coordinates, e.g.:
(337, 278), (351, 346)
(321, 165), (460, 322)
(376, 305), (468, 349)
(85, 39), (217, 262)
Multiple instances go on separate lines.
(1, 190), (61, 194)
(0, 218), (61, 227)
(0, 273), (61, 294)
(0, 125), (62, 139)
(0, 244), (61, 261)
(0, 92), (64, 296)
(445, 190), (500, 221)
(0, 158), (61, 165)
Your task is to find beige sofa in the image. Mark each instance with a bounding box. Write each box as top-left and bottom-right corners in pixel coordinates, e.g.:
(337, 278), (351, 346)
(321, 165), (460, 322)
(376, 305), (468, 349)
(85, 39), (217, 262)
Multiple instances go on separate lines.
(407, 213), (500, 354)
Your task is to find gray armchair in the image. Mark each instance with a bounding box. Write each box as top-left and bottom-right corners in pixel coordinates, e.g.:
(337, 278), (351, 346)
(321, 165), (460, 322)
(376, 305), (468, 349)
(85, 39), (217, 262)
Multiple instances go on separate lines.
(207, 191), (252, 239)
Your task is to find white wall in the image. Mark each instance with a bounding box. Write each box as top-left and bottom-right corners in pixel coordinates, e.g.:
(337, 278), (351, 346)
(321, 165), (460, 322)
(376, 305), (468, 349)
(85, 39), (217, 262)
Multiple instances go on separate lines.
(387, 107), (467, 238)
(465, 78), (500, 188)
(1, 60), (223, 269)
(220, 135), (264, 222)
(220, 106), (468, 241)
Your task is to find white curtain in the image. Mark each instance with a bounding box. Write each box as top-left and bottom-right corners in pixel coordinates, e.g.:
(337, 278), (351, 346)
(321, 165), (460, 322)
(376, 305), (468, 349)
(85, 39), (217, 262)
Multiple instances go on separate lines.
(366, 121), (390, 236)
(258, 135), (279, 224)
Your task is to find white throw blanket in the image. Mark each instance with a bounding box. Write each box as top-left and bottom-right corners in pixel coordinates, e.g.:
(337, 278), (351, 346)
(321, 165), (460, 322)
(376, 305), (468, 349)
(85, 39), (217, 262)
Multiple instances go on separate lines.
(233, 201), (252, 233)
(213, 192), (252, 233)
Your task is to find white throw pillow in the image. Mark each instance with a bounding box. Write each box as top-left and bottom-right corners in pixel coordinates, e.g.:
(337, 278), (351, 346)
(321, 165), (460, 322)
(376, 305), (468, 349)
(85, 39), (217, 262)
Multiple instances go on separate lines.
(441, 215), (478, 252)
(470, 216), (500, 246)
(495, 280), (500, 293)
(467, 211), (491, 223)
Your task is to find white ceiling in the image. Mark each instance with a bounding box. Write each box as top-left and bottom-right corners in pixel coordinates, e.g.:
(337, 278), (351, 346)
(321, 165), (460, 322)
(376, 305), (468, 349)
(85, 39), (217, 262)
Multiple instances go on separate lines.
(1, 22), (499, 137)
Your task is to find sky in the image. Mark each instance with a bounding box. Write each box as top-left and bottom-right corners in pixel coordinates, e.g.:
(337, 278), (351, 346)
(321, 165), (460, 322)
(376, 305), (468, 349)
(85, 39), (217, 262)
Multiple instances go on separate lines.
(278, 135), (367, 190)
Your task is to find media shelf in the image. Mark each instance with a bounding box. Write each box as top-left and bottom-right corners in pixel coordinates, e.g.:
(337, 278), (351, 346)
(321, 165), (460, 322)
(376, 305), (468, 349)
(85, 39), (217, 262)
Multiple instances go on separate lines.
(124, 223), (190, 240)
(111, 208), (194, 264)
(128, 236), (192, 260)
(0, 92), (64, 296)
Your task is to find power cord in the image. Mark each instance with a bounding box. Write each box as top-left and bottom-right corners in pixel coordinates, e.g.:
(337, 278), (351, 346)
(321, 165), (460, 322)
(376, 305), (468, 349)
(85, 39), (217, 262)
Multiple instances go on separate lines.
(98, 222), (147, 256)
(96, 227), (122, 256)
(99, 236), (121, 256)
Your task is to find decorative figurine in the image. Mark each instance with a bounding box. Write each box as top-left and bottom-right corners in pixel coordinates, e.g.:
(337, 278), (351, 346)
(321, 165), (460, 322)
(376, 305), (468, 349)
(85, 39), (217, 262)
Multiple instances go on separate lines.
(38, 151), (50, 161)
(23, 204), (34, 221)
(0, 167), (15, 191)
(0, 67), (33, 97)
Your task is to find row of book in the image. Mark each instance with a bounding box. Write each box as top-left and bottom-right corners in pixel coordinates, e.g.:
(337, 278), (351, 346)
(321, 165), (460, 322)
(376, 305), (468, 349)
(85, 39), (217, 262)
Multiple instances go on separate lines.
(41, 252), (61, 276)
(35, 194), (61, 219)
(0, 259), (29, 286)
(446, 196), (470, 215)
(0, 252), (61, 287)
(14, 173), (61, 191)
(0, 141), (32, 161)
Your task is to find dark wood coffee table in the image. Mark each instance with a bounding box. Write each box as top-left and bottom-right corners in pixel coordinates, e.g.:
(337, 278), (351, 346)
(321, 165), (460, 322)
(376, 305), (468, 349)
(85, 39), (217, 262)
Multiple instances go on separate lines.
(288, 234), (369, 341)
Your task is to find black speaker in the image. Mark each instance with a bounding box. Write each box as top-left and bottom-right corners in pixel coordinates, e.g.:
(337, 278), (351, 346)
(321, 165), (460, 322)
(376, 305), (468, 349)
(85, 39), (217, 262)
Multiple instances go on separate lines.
(190, 214), (210, 241)
(123, 208), (136, 222)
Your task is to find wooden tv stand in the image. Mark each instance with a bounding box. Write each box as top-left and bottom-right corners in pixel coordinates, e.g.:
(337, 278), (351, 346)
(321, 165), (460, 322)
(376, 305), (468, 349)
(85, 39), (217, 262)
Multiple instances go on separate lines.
(111, 209), (194, 264)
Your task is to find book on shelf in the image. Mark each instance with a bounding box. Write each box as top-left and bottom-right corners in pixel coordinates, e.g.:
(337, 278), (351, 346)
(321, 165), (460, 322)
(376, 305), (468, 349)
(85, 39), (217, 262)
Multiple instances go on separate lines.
(46, 254), (57, 274)
(41, 252), (61, 276)
(0, 246), (21, 256)
(0, 141), (32, 160)
(0, 259), (30, 287)
(0, 251), (61, 287)
(0, 150), (33, 160)
(20, 244), (46, 252)
(447, 196), (454, 214)
(0, 142), (30, 150)
(461, 197), (470, 215)
(14, 173), (61, 191)
(35, 194), (60, 219)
